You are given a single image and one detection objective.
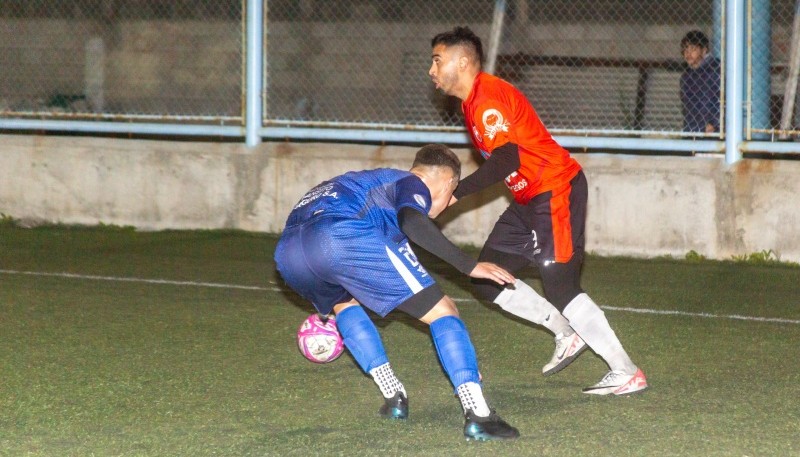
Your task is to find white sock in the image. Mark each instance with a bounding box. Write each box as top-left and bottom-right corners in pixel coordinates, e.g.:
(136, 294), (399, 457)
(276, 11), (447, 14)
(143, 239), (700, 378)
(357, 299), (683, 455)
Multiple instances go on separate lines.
(562, 293), (637, 374)
(369, 363), (407, 399)
(456, 382), (491, 417)
(494, 279), (572, 335)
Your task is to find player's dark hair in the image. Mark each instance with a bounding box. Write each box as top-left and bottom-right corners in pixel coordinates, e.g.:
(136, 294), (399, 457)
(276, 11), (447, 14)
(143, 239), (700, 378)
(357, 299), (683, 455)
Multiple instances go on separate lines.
(431, 26), (484, 68)
(412, 144), (461, 181)
(681, 30), (709, 50)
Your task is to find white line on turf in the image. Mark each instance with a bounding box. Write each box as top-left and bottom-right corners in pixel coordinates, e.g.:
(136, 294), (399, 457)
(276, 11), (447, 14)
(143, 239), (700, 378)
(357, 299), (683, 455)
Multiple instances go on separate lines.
(0, 269), (276, 291)
(597, 305), (800, 325)
(2, 269), (798, 325)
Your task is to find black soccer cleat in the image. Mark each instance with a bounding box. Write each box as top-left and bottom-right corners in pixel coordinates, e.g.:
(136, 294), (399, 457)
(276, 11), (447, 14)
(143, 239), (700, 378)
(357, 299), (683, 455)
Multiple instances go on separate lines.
(463, 409), (520, 441)
(379, 391), (408, 420)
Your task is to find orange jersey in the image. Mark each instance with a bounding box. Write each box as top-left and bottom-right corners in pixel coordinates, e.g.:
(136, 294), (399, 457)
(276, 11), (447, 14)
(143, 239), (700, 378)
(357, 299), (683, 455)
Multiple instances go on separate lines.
(462, 72), (582, 203)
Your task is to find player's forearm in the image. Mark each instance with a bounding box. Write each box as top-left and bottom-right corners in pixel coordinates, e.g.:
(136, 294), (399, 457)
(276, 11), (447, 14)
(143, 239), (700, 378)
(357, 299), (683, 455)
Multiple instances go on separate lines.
(453, 142), (520, 200)
(398, 207), (477, 275)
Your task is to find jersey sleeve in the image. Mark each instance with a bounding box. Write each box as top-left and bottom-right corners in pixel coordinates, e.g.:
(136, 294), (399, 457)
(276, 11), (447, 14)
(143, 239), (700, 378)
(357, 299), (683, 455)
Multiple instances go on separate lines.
(393, 175), (432, 215)
(398, 207), (477, 275)
(453, 142), (520, 200)
(473, 99), (513, 152)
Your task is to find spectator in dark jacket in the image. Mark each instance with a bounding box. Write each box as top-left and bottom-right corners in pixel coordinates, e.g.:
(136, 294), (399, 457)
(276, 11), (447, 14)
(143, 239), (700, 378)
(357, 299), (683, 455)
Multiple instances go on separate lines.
(680, 30), (721, 133)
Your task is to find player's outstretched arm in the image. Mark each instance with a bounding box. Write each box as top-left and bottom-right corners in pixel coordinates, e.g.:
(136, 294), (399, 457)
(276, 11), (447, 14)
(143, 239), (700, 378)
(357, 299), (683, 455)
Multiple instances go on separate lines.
(469, 262), (515, 285)
(398, 207), (477, 275)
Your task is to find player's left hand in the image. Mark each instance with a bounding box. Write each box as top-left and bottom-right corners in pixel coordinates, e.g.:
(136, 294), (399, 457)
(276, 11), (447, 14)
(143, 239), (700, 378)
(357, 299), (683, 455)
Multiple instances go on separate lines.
(469, 262), (515, 285)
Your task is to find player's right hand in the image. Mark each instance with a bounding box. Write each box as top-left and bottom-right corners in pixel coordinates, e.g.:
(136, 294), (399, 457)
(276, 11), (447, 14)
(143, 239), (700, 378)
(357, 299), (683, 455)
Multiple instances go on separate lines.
(469, 262), (515, 285)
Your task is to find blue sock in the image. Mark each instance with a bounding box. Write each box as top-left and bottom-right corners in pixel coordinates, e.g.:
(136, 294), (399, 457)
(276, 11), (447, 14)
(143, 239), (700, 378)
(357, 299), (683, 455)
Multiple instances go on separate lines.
(429, 316), (481, 391)
(335, 306), (389, 373)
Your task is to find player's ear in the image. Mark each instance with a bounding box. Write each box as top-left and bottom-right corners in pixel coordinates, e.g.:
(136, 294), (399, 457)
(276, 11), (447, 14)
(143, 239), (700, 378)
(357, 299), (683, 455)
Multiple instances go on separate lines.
(458, 55), (469, 71)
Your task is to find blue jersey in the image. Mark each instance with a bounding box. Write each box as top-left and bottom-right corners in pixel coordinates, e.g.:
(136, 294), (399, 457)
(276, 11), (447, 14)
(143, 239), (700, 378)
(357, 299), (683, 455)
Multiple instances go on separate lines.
(285, 168), (432, 236)
(276, 168), (439, 317)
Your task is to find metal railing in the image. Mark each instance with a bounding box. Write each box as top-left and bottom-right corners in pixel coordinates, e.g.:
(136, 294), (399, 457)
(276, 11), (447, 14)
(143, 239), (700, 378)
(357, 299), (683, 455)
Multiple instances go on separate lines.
(0, 0), (798, 162)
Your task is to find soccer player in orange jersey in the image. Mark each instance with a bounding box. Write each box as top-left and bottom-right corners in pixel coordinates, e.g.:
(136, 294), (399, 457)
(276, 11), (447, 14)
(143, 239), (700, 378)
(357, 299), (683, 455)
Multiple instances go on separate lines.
(428, 26), (646, 395)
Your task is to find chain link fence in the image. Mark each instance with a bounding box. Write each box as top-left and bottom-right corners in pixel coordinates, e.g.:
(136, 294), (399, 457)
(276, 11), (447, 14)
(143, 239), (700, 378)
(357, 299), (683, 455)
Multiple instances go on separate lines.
(2, 1), (800, 140)
(0, 0), (243, 122)
(264, 1), (496, 129)
(759, 0), (800, 139)
(265, 0), (729, 138)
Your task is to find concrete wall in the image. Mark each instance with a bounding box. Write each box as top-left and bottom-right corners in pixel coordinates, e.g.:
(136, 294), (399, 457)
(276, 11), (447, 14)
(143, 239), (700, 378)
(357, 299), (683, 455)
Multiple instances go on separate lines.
(107, 21), (241, 115)
(0, 19), (241, 115)
(1, 134), (798, 263)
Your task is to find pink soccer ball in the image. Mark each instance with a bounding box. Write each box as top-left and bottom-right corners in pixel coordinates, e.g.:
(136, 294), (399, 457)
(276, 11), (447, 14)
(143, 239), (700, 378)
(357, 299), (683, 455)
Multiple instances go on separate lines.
(297, 313), (344, 363)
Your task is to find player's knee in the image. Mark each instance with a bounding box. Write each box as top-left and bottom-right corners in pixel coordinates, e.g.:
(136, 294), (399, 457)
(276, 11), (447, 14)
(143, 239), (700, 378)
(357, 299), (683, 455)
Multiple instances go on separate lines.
(539, 257), (584, 312)
(471, 278), (505, 302)
(547, 287), (582, 312)
(332, 299), (360, 314)
(418, 296), (459, 324)
(541, 274), (582, 311)
(473, 247), (530, 302)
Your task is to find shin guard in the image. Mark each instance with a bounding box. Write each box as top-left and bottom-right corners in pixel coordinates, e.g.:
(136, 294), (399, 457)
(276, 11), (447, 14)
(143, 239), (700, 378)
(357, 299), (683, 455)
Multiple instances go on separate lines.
(430, 316), (481, 391)
(336, 306), (389, 373)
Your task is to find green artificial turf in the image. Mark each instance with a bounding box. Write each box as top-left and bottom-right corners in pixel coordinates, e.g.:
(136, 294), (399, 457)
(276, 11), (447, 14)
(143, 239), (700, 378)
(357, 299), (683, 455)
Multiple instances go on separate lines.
(1, 226), (797, 456)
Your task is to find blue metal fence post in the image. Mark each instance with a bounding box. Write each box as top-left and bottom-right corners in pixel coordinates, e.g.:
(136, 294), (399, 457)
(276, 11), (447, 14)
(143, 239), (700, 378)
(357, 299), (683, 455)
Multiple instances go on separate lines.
(245, 0), (264, 147)
(485, 0), (507, 75)
(713, 0), (723, 59)
(749, 0), (772, 139)
(726, 0), (745, 163)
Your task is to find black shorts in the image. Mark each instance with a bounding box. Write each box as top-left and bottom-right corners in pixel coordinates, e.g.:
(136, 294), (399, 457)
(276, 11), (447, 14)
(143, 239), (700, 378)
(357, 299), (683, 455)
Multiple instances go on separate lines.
(396, 284), (445, 319)
(485, 171), (587, 266)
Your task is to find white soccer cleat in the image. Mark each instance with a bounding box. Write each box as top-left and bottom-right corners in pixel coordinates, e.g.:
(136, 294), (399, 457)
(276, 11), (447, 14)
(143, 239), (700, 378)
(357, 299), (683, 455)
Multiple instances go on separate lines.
(542, 331), (587, 376)
(582, 368), (648, 395)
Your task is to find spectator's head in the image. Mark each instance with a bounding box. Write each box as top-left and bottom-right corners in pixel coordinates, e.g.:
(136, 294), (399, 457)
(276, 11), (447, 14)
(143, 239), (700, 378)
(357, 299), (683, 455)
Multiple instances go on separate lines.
(681, 30), (710, 69)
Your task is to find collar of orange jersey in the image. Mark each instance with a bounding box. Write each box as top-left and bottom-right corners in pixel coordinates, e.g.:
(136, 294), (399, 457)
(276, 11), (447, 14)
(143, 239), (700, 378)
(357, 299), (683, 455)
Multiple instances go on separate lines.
(464, 71), (489, 105)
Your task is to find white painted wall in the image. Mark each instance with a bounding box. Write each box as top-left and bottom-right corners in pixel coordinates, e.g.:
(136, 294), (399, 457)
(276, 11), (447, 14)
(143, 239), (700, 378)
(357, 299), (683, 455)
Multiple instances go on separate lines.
(1, 134), (798, 263)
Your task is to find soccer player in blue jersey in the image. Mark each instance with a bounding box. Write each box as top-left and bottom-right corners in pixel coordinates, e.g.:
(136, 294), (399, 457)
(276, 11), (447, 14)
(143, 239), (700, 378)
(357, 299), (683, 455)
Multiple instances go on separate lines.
(275, 144), (519, 441)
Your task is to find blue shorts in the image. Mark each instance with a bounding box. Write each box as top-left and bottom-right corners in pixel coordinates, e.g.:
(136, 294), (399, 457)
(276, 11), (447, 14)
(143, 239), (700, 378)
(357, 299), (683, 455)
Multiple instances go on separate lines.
(275, 216), (438, 317)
